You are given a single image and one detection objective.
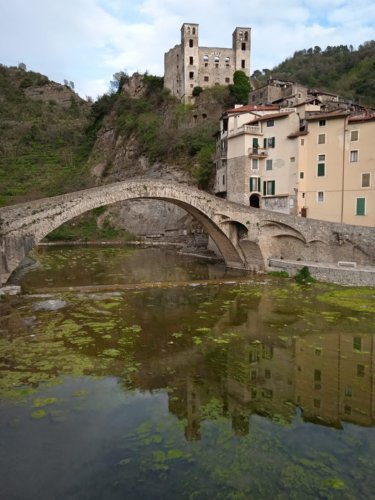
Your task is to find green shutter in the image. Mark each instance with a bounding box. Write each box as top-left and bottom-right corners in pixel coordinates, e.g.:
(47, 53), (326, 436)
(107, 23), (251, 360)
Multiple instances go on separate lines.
(271, 180), (275, 195)
(263, 181), (266, 195)
(271, 137), (275, 148)
(356, 198), (365, 216)
(263, 138), (267, 148)
(253, 138), (259, 147)
(317, 163), (325, 176)
(257, 177), (261, 192)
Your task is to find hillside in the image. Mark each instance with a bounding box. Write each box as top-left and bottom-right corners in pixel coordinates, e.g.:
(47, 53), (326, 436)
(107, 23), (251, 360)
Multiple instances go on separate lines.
(252, 41), (375, 107)
(0, 65), (92, 207)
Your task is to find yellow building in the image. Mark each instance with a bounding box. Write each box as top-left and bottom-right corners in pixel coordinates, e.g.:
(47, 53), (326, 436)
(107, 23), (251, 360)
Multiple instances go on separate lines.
(215, 105), (375, 227)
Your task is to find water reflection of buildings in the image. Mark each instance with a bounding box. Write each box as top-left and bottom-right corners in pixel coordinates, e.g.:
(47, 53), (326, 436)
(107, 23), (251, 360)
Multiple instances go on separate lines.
(168, 327), (375, 440)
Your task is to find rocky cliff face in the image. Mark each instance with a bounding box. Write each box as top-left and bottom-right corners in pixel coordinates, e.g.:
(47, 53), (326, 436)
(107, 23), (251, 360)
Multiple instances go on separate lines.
(86, 74), (229, 246)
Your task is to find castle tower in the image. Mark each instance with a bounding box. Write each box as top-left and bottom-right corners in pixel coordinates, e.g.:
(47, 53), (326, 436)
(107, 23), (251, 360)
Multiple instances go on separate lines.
(181, 23), (199, 102)
(232, 27), (251, 76)
(164, 24), (251, 103)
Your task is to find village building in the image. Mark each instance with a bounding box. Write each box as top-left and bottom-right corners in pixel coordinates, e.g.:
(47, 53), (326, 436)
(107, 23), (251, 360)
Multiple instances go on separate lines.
(214, 104), (375, 227)
(164, 23), (251, 103)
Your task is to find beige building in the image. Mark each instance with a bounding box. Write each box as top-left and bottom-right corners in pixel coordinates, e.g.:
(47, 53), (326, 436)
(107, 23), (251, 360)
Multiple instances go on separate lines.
(164, 23), (251, 103)
(215, 104), (375, 227)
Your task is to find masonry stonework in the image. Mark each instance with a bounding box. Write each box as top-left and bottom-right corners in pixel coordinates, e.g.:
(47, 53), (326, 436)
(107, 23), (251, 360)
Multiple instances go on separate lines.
(1, 180), (375, 286)
(164, 24), (251, 103)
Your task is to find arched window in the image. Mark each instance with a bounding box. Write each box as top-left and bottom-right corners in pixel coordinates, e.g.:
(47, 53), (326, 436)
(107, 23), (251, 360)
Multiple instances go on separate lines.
(225, 57), (230, 65)
(244, 32), (249, 41)
(214, 56), (220, 63)
(203, 55), (209, 62)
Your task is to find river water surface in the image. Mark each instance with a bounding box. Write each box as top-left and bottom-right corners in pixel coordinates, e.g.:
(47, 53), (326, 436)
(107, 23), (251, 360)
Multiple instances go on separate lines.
(1, 245), (375, 499)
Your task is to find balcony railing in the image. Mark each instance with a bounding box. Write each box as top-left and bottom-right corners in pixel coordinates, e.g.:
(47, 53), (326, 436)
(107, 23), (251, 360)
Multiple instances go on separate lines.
(228, 124), (262, 138)
(248, 147), (268, 158)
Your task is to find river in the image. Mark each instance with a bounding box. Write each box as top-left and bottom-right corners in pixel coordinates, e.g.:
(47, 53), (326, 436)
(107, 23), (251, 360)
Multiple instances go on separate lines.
(1, 245), (375, 499)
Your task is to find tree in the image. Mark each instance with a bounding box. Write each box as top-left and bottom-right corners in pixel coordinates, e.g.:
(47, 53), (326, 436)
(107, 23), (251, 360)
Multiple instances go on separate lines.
(229, 70), (251, 105)
(110, 71), (129, 93)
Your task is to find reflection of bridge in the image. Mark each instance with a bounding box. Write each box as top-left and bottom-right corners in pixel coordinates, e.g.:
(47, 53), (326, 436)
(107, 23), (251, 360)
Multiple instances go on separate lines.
(1, 180), (375, 285)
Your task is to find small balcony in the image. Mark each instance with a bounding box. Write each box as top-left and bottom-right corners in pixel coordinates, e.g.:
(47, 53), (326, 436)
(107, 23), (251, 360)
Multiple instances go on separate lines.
(248, 147), (268, 158)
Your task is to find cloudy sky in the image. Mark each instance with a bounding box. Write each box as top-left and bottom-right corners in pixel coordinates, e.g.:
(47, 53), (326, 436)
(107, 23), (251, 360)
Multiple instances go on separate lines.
(1, 0), (374, 100)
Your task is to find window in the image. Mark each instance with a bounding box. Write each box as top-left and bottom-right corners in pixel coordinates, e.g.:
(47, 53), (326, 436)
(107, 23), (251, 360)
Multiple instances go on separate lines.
(356, 197), (365, 216)
(362, 173), (370, 187)
(189, 71), (194, 79)
(244, 32), (249, 41)
(222, 175), (225, 185)
(344, 405), (352, 415)
(350, 150), (358, 162)
(314, 369), (322, 389)
(203, 55), (209, 62)
(214, 56), (219, 63)
(266, 159), (273, 171)
(263, 180), (276, 195)
(249, 176), (260, 192)
(266, 119), (274, 127)
(315, 347), (321, 356)
(345, 385), (352, 397)
(252, 159), (259, 170)
(319, 119), (326, 127)
(318, 133), (326, 144)
(264, 137), (275, 148)
(225, 57), (230, 65)
(317, 163), (325, 176)
(300, 172), (304, 179)
(189, 39), (193, 48)
(241, 59), (245, 68)
(192, 27), (196, 35)
(353, 336), (362, 351)
(204, 76), (209, 82)
(242, 42), (246, 50)
(301, 138), (305, 146)
(225, 77), (230, 83)
(317, 191), (324, 202)
(357, 364), (365, 377)
(350, 130), (359, 141)
(290, 156), (295, 163)
(318, 154), (326, 162)
(189, 56), (193, 65)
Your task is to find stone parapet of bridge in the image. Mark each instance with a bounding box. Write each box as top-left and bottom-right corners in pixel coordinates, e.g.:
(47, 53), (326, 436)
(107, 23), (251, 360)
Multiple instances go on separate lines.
(1, 180), (375, 286)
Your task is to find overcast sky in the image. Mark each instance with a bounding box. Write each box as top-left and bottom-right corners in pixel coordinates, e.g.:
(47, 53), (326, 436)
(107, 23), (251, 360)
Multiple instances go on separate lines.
(1, 0), (374, 100)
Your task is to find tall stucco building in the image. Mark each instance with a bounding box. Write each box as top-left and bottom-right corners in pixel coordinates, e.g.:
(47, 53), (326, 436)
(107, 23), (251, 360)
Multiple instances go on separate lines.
(164, 23), (251, 103)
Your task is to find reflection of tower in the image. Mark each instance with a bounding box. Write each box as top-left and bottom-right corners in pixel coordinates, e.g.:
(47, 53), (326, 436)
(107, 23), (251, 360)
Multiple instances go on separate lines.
(185, 376), (201, 441)
(231, 411), (249, 436)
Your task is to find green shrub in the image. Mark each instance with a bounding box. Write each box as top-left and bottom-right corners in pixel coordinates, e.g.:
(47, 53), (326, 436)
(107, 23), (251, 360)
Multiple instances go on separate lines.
(295, 266), (317, 284)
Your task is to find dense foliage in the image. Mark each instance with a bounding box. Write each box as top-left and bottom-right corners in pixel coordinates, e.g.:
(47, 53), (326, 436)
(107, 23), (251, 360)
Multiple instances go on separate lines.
(0, 65), (90, 206)
(252, 41), (375, 106)
(229, 70), (252, 105)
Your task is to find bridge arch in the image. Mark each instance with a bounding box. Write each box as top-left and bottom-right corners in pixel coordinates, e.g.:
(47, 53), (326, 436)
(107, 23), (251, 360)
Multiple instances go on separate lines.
(0, 181), (255, 284)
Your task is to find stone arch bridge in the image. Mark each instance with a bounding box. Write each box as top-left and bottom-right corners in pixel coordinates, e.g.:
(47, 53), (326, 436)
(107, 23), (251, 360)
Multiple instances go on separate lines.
(1, 180), (374, 285)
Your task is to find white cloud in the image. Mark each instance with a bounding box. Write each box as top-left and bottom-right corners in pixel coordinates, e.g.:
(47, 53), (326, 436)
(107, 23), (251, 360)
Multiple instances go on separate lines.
(0, 0), (374, 99)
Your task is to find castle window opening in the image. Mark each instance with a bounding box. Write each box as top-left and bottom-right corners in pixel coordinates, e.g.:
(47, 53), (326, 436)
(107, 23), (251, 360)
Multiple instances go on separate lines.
(189, 56), (194, 65)
(225, 77), (230, 83)
(239, 31), (243, 39)
(204, 76), (209, 82)
(241, 60), (246, 68)
(192, 27), (196, 34)
(242, 42), (246, 50)
(203, 55), (209, 61)
(225, 57), (230, 65)
(214, 56), (220, 63)
(189, 39), (194, 47)
(189, 71), (194, 79)
(244, 31), (249, 41)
